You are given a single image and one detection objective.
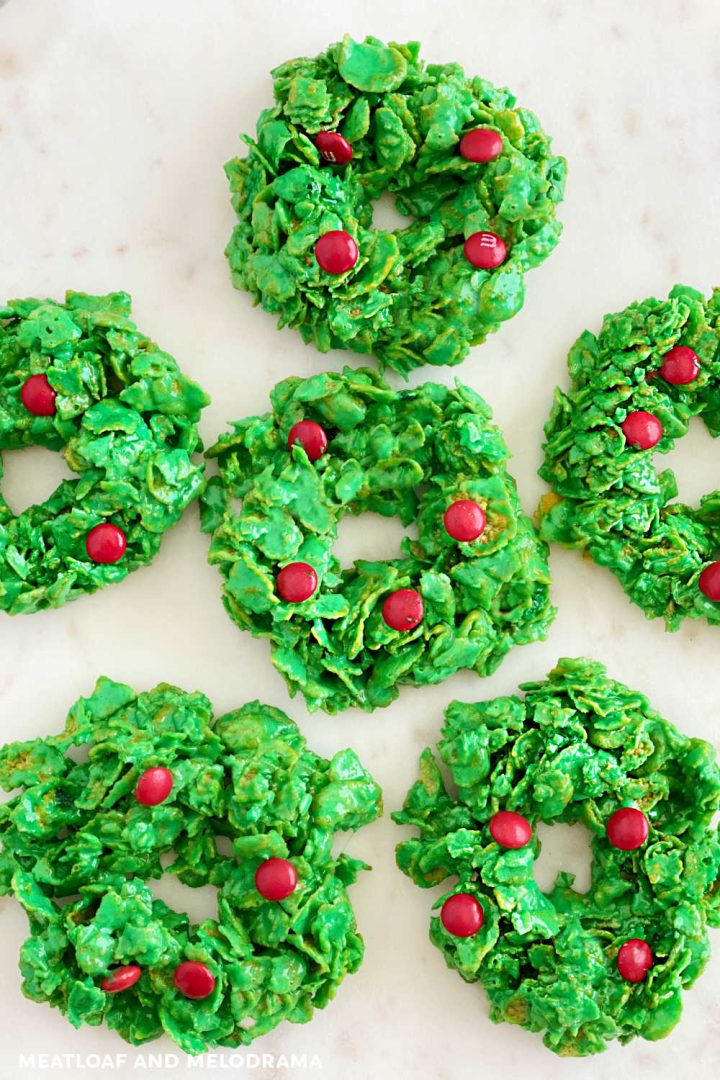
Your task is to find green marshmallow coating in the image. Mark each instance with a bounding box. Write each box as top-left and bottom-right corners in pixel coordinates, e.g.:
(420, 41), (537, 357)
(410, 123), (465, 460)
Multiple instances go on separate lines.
(0, 679), (382, 1054)
(538, 285), (720, 629)
(394, 658), (720, 1056)
(0, 291), (210, 615)
(225, 34), (566, 377)
(201, 367), (555, 714)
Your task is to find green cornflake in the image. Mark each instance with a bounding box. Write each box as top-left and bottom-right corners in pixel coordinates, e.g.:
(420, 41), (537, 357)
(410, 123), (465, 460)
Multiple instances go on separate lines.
(201, 367), (555, 714)
(225, 34), (566, 377)
(538, 285), (720, 630)
(0, 291), (210, 615)
(394, 658), (720, 1056)
(0, 679), (382, 1054)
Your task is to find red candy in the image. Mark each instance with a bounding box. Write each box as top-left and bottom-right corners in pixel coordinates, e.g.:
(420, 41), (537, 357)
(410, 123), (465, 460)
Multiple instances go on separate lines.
(85, 523), (127, 564)
(620, 410), (662, 449)
(617, 939), (653, 983)
(315, 230), (358, 274)
(606, 807), (649, 851)
(459, 128), (503, 163)
(444, 499), (486, 542)
(277, 562), (318, 603)
(255, 857), (298, 901)
(659, 345), (699, 385)
(440, 893), (484, 938)
(489, 810), (533, 849)
(101, 965), (142, 993)
(699, 562), (720, 601)
(382, 589), (423, 631)
(173, 961), (215, 1000)
(315, 131), (353, 165)
(20, 373), (57, 416)
(287, 420), (328, 462)
(135, 766), (174, 807)
(464, 231), (506, 269)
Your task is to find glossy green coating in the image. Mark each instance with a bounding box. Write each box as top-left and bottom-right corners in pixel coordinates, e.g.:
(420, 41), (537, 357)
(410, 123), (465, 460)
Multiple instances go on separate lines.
(538, 285), (720, 629)
(225, 34), (566, 376)
(0, 679), (382, 1054)
(394, 658), (720, 1055)
(201, 367), (555, 714)
(0, 291), (209, 614)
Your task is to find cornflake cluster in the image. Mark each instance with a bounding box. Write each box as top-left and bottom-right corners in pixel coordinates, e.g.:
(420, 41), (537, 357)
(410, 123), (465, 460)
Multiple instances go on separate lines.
(395, 658), (720, 1055)
(226, 34), (566, 376)
(201, 367), (555, 713)
(539, 285), (720, 629)
(0, 291), (209, 614)
(0, 679), (382, 1054)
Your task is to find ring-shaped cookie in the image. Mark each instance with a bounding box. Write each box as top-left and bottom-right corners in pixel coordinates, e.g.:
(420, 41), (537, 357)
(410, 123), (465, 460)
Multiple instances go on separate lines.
(539, 285), (720, 628)
(0, 678), (381, 1053)
(0, 291), (209, 614)
(395, 658), (720, 1055)
(226, 35), (566, 376)
(201, 367), (555, 713)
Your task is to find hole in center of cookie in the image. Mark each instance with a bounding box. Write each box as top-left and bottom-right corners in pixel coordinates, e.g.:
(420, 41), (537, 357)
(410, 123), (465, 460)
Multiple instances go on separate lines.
(334, 513), (418, 569)
(532, 822), (592, 895)
(148, 853), (219, 923)
(1, 446), (75, 516)
(371, 191), (413, 233)
(662, 414), (718, 509)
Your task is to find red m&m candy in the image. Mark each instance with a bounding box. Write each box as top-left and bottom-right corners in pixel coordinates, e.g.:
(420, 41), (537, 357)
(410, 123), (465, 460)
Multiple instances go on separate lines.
(659, 345), (699, 385)
(699, 562), (720, 601)
(444, 499), (486, 542)
(489, 810), (532, 849)
(21, 373), (57, 416)
(464, 231), (506, 269)
(459, 128), (503, 163)
(315, 131), (353, 165)
(617, 939), (653, 983)
(382, 589), (423, 631)
(315, 231), (358, 274)
(277, 562), (318, 603)
(287, 420), (328, 462)
(173, 961), (215, 999)
(606, 807), (649, 851)
(620, 411), (662, 450)
(101, 965), (142, 993)
(255, 857), (298, 901)
(440, 893), (484, 937)
(86, 523), (127, 564)
(135, 766), (174, 807)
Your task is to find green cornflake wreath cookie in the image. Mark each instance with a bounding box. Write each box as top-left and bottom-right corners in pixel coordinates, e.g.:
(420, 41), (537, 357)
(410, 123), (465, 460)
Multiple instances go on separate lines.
(200, 367), (555, 714)
(225, 34), (566, 377)
(0, 290), (209, 615)
(394, 658), (720, 1056)
(0, 678), (381, 1055)
(538, 285), (720, 629)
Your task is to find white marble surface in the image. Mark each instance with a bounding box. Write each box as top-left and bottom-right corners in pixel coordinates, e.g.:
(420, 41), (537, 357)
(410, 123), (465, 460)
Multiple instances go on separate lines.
(1, 1), (720, 1078)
